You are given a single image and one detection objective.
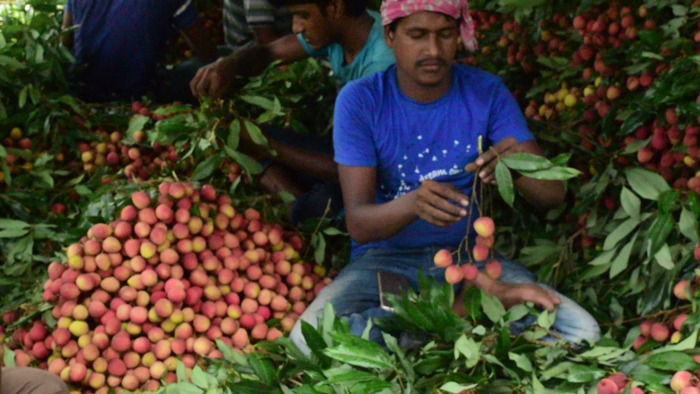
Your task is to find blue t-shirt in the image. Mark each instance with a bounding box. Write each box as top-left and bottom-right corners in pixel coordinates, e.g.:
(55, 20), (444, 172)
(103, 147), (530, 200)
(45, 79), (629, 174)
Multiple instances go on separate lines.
(334, 65), (534, 256)
(297, 10), (395, 88)
(66, 0), (199, 102)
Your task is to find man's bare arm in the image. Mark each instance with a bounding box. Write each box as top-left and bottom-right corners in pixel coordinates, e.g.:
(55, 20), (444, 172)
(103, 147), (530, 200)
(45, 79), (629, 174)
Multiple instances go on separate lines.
(190, 34), (309, 99)
(62, 10), (73, 49)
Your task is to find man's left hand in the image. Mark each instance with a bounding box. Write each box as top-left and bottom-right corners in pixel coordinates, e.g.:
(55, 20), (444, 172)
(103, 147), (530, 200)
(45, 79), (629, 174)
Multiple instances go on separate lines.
(465, 137), (521, 184)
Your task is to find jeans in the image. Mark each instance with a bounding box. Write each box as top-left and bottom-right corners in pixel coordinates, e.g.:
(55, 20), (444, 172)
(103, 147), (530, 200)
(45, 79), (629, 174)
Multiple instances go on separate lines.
(289, 247), (600, 355)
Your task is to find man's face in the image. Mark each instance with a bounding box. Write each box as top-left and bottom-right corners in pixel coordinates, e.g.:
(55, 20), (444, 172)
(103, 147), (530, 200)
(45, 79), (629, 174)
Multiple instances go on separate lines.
(290, 4), (336, 50)
(385, 11), (459, 88)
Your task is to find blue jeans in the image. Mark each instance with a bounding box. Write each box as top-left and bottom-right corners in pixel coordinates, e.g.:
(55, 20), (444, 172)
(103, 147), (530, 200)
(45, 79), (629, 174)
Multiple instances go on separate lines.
(290, 247), (600, 355)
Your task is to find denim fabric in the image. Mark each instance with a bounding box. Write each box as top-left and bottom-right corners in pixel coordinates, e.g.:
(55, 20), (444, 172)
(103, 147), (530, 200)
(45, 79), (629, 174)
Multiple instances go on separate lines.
(290, 247), (600, 355)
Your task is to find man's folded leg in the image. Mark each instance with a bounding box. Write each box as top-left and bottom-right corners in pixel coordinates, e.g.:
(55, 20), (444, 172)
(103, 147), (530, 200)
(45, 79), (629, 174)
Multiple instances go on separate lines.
(1, 367), (70, 394)
(487, 258), (600, 343)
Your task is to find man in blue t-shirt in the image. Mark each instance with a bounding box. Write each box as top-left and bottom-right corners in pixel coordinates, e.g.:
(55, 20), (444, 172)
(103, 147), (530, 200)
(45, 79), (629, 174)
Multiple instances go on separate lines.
(191, 0), (395, 225)
(289, 0), (599, 354)
(62, 0), (218, 103)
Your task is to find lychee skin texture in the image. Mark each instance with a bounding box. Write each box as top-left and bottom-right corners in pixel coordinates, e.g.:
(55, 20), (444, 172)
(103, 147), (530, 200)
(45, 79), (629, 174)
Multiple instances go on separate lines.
(596, 378), (618, 394)
(473, 217), (495, 237)
(433, 249), (453, 268)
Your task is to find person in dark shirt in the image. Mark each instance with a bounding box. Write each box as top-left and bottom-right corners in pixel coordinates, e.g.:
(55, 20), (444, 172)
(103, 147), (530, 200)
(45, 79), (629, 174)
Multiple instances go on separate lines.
(62, 0), (218, 103)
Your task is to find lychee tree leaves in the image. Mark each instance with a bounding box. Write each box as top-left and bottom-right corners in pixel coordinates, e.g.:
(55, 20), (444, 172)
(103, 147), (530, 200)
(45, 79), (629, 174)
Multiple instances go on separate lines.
(653, 244), (674, 270)
(626, 168), (670, 200)
(564, 364), (606, 383)
(679, 207), (700, 243)
(603, 218), (640, 251)
(495, 160), (514, 207)
(500, 153), (552, 171)
(610, 232), (638, 279)
(620, 187), (641, 221)
(2, 345), (15, 367)
(481, 292), (507, 323)
(322, 332), (394, 370)
(192, 151), (225, 181)
(642, 351), (698, 372)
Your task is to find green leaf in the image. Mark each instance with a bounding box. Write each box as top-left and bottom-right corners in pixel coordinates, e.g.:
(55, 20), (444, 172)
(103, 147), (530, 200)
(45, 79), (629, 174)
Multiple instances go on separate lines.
(495, 160), (514, 207)
(647, 213), (675, 255)
(126, 115), (150, 139)
(240, 95), (276, 110)
(621, 187), (641, 221)
(192, 153), (224, 181)
(509, 352), (533, 372)
(324, 332), (394, 370)
(566, 364), (606, 383)
(501, 153), (552, 171)
(18, 86), (27, 108)
(481, 292), (506, 323)
(610, 233), (638, 278)
(462, 285), (482, 321)
(249, 353), (276, 387)
(191, 366), (209, 389)
(439, 382), (478, 393)
(454, 335), (481, 368)
(0, 144), (6, 158)
(644, 351), (698, 371)
(0, 55), (26, 68)
(176, 360), (188, 382)
(228, 119), (241, 151)
(603, 218), (640, 251)
(224, 146), (264, 179)
(244, 120), (269, 147)
(621, 137), (651, 154)
(0, 32), (5, 49)
(654, 244), (674, 270)
(680, 208), (700, 243)
(627, 168), (670, 200)
(0, 219), (31, 230)
(313, 234), (326, 265)
(521, 166), (581, 180)
(652, 329), (698, 354)
(3, 345), (15, 367)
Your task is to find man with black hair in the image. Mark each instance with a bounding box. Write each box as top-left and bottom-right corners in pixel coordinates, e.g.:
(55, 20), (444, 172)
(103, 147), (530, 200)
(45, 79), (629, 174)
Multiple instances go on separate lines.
(191, 0), (395, 225)
(289, 0), (599, 354)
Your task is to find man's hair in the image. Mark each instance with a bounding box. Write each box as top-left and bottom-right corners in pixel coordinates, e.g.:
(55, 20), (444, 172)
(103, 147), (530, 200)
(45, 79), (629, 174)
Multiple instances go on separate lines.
(269, 0), (369, 18)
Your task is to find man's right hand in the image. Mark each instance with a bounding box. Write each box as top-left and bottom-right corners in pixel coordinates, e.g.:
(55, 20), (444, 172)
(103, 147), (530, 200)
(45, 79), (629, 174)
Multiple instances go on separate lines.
(491, 281), (561, 312)
(190, 56), (235, 100)
(414, 180), (469, 227)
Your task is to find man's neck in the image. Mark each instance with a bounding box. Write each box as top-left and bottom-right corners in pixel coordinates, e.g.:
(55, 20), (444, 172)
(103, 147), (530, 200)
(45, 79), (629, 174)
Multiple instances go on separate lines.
(337, 12), (374, 65)
(395, 67), (453, 103)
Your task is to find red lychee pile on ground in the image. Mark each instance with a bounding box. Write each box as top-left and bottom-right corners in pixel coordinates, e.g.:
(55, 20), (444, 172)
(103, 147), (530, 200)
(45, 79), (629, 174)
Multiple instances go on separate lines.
(434, 216), (501, 284)
(7, 182), (331, 393)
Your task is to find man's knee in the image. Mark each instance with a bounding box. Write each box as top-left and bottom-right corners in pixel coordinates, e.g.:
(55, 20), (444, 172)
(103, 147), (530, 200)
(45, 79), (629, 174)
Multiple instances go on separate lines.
(2, 367), (70, 394)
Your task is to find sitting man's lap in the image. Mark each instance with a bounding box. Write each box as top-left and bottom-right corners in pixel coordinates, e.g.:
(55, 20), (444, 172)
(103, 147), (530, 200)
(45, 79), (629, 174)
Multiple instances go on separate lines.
(1, 367), (70, 394)
(290, 248), (600, 355)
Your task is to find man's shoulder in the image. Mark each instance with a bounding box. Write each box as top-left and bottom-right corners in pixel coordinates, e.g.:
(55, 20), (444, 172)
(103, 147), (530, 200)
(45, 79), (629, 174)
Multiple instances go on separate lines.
(341, 69), (390, 99)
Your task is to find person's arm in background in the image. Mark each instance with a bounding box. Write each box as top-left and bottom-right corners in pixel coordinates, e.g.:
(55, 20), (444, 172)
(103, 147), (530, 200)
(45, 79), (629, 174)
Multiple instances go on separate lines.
(61, 2), (73, 49)
(190, 34), (308, 99)
(172, 0), (219, 63)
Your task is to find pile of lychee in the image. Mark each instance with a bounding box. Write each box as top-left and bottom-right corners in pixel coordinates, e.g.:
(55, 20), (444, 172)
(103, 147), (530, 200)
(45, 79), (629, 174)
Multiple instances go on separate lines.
(6, 182), (331, 394)
(433, 216), (502, 284)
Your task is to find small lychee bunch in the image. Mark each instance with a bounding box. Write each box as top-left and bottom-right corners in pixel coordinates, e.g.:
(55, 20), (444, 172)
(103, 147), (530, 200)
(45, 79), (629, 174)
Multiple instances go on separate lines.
(632, 314), (687, 351)
(433, 216), (502, 284)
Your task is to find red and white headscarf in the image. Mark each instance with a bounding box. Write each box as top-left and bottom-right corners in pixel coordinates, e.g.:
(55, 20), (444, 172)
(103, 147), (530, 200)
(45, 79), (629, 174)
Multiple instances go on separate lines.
(380, 0), (478, 51)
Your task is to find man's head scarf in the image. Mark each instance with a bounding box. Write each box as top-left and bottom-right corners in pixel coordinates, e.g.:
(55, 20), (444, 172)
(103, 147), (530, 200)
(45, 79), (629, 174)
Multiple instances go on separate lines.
(380, 0), (478, 51)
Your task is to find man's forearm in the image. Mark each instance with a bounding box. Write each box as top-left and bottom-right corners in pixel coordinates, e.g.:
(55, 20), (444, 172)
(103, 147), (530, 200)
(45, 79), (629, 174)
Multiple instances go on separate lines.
(268, 141), (338, 183)
(346, 192), (419, 245)
(224, 45), (274, 79)
(515, 178), (565, 211)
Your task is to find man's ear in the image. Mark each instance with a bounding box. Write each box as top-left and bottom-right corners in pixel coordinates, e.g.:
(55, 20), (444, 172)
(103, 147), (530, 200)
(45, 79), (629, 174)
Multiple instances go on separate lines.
(384, 25), (395, 48)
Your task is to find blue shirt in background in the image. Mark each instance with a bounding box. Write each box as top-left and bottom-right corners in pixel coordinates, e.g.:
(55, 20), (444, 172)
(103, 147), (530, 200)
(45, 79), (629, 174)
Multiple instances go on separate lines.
(333, 65), (534, 257)
(297, 10), (395, 88)
(66, 0), (199, 102)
